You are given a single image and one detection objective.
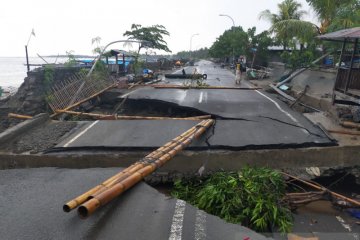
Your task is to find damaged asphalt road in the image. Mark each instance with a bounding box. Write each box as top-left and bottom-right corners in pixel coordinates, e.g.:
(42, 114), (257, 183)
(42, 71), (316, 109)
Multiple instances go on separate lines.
(54, 60), (334, 151)
(55, 118), (333, 150)
(0, 168), (270, 240)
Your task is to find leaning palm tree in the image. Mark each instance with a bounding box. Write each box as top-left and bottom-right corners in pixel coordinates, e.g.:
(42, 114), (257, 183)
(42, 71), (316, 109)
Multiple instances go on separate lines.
(259, 0), (319, 49)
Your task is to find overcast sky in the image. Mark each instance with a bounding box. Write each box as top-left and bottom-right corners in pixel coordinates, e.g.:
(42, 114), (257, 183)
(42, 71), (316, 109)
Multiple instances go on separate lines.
(0, 0), (318, 57)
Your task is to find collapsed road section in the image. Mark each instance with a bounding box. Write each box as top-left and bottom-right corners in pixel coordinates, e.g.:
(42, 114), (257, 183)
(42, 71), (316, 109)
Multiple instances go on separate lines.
(54, 118), (332, 151)
(52, 86), (335, 152)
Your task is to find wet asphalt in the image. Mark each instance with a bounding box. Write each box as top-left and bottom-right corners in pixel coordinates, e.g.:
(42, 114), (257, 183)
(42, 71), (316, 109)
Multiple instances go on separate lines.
(0, 168), (269, 240)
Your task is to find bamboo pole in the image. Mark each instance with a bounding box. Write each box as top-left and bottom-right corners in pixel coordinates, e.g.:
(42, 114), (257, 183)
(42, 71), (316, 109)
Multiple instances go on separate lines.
(75, 120), (214, 218)
(64, 120), (209, 212)
(340, 121), (360, 130)
(151, 85), (261, 90)
(281, 172), (360, 207)
(7, 113), (33, 119)
(128, 81), (143, 90)
(185, 115), (211, 119)
(55, 110), (212, 121)
(328, 129), (360, 136)
(81, 125), (204, 199)
(63, 120), (212, 212)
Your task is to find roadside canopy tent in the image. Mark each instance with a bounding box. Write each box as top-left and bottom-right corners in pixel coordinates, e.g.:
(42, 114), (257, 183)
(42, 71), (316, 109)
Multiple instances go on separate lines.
(317, 27), (360, 42)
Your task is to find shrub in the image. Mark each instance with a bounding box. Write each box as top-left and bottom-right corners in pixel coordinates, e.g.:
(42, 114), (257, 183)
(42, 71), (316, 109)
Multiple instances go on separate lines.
(172, 167), (293, 233)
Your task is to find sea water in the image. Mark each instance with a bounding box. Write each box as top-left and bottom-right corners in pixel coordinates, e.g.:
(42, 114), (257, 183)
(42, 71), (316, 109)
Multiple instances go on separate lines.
(0, 56), (68, 88)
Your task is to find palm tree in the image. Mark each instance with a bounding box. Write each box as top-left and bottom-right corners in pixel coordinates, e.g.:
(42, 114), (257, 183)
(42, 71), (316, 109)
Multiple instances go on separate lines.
(306, 0), (359, 32)
(259, 0), (319, 49)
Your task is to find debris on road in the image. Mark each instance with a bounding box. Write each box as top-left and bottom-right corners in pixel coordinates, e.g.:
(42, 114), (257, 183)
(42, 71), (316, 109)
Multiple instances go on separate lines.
(282, 172), (360, 208)
(164, 73), (207, 80)
(54, 110), (211, 120)
(152, 84), (261, 90)
(7, 113), (33, 119)
(327, 129), (360, 136)
(63, 119), (214, 218)
(341, 121), (360, 130)
(287, 233), (319, 240)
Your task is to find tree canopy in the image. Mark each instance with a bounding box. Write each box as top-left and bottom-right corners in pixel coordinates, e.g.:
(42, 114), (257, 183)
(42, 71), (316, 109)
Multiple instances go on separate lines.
(123, 24), (171, 53)
(259, 0), (318, 49)
(176, 48), (209, 59)
(305, 0), (359, 32)
(208, 26), (272, 66)
(209, 26), (249, 59)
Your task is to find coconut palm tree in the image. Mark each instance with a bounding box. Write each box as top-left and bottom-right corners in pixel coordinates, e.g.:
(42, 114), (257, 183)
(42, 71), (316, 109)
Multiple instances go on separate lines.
(306, 0), (360, 32)
(259, 0), (319, 49)
(306, 0), (350, 32)
(329, 1), (360, 30)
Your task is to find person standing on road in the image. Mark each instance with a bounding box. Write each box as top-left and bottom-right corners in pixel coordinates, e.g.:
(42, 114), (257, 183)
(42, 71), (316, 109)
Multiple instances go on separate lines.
(235, 56), (246, 84)
(235, 63), (241, 84)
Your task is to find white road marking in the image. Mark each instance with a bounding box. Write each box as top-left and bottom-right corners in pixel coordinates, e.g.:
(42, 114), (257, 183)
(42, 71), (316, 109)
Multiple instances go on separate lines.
(199, 92), (204, 103)
(169, 199), (186, 240)
(63, 120), (99, 147)
(255, 90), (299, 124)
(178, 90), (188, 103)
(336, 216), (352, 232)
(335, 216), (360, 240)
(194, 210), (206, 240)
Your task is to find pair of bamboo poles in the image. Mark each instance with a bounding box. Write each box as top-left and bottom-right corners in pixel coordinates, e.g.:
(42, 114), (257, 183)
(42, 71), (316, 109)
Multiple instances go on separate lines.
(63, 119), (215, 218)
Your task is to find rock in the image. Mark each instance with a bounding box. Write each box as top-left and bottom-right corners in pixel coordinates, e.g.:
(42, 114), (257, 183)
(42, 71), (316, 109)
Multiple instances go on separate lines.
(351, 106), (360, 123)
(21, 101), (31, 109)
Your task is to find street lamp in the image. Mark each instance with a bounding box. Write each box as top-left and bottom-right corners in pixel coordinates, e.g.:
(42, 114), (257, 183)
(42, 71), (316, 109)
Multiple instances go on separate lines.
(190, 33), (199, 58)
(219, 14), (235, 64)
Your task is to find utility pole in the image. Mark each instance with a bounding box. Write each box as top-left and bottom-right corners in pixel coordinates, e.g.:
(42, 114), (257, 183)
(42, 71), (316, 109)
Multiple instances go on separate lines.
(25, 29), (35, 72)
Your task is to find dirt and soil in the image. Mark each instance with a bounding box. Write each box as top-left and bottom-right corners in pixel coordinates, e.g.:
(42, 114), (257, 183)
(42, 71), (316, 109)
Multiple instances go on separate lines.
(2, 121), (77, 154)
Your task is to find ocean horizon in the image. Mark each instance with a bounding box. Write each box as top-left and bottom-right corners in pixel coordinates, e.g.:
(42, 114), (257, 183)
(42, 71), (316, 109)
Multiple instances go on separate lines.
(0, 56), (83, 88)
